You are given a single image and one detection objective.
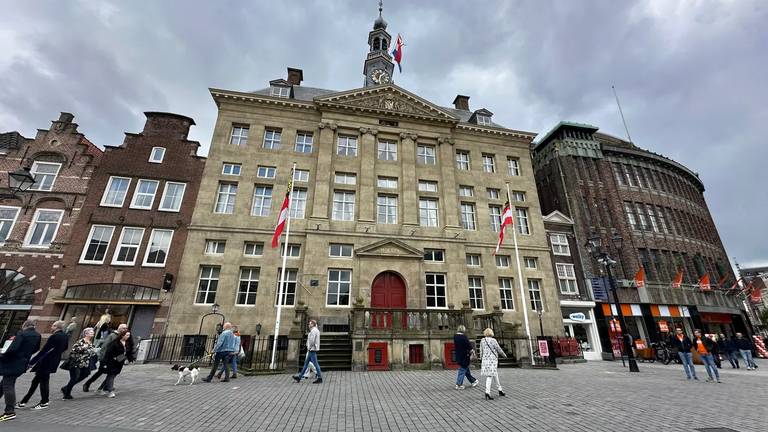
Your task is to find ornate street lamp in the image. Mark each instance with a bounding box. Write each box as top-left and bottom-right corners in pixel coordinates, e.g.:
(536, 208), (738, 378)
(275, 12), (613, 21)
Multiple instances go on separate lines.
(1, 167), (35, 198)
(198, 302), (225, 335)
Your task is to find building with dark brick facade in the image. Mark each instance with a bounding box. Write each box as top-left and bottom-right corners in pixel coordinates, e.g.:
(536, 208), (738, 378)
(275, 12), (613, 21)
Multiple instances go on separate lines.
(1, 113), (102, 342)
(42, 112), (205, 340)
(533, 121), (747, 357)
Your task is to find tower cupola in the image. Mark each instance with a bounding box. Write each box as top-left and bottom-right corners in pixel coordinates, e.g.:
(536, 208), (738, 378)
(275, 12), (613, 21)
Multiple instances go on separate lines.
(363, 1), (395, 87)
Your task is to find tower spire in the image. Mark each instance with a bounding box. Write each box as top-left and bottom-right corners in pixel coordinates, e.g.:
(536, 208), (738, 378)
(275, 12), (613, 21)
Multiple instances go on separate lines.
(379, 0), (383, 18)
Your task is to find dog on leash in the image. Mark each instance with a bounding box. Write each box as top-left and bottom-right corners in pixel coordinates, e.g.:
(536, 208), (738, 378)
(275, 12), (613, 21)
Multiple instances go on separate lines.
(171, 364), (200, 385)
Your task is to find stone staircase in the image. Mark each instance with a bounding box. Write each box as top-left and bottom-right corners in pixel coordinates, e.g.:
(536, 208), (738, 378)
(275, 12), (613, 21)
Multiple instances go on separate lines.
(297, 332), (352, 372)
(475, 337), (519, 368)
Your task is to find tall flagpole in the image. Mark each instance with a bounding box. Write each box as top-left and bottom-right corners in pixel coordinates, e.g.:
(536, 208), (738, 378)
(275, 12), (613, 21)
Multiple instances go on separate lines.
(271, 162), (296, 369)
(506, 183), (535, 366)
(612, 85), (633, 144)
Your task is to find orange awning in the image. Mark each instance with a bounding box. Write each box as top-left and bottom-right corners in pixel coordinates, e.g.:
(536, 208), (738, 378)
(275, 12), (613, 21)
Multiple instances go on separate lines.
(650, 305), (661, 317)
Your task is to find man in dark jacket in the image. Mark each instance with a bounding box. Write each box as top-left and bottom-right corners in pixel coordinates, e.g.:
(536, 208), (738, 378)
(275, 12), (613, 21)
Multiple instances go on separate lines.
(734, 333), (757, 370)
(17, 320), (69, 410)
(82, 323), (128, 393)
(0, 320), (42, 422)
(669, 327), (697, 380)
(719, 333), (739, 368)
(453, 325), (478, 390)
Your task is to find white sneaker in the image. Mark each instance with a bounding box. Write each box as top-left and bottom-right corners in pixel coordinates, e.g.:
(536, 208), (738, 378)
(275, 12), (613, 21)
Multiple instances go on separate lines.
(106, 392), (116, 398)
(454, 385), (464, 390)
(97, 390), (107, 396)
(471, 380), (479, 388)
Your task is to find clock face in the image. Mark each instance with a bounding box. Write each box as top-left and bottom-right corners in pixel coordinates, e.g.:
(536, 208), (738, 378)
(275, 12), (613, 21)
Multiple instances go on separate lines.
(371, 69), (391, 84)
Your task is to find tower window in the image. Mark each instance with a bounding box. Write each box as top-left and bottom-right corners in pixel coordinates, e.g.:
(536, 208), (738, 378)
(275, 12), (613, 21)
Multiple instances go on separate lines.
(373, 38), (380, 50)
(382, 39), (388, 50)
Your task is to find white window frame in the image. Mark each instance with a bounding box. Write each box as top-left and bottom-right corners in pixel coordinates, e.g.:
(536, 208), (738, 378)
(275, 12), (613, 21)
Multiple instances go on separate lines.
(377, 176), (397, 189)
(214, 183), (238, 214)
(329, 244), (354, 258)
(468, 276), (485, 310)
(425, 272), (447, 309)
(507, 157), (521, 176)
(516, 208), (530, 235)
(280, 243), (301, 258)
(251, 185), (273, 217)
(23, 208), (64, 248)
(417, 145), (436, 165)
(487, 188), (500, 199)
(263, 129), (281, 149)
(337, 135), (358, 157)
(129, 179), (160, 210)
(326, 269), (352, 307)
(230, 125), (249, 146)
(271, 86), (290, 98)
(456, 151), (470, 170)
(512, 191), (526, 202)
(256, 166), (276, 179)
(142, 229), (174, 267)
(289, 188), (307, 219)
(275, 268), (298, 307)
(332, 190), (355, 221)
(482, 154), (496, 173)
(236, 267), (260, 306)
(489, 205), (502, 232)
(424, 249), (445, 263)
(418, 180), (438, 193)
(477, 114), (492, 126)
(460, 202), (477, 230)
(222, 163), (241, 176)
(111, 227), (145, 266)
(295, 132), (313, 153)
(466, 253), (481, 267)
(78, 225), (115, 264)
(499, 278), (515, 310)
(243, 241), (264, 257)
(495, 255), (511, 268)
(550, 233), (570, 256)
(158, 182), (186, 212)
(334, 172), (356, 185)
(195, 266), (220, 305)
(28, 161), (62, 191)
(528, 279), (543, 311)
(0, 206), (21, 245)
(149, 147), (166, 163)
(419, 198), (439, 227)
(556, 263), (578, 295)
(204, 239), (226, 256)
(100, 176), (132, 207)
(524, 257), (538, 269)
(458, 186), (474, 197)
(377, 194), (398, 224)
(377, 139), (397, 161)
(293, 169), (310, 182)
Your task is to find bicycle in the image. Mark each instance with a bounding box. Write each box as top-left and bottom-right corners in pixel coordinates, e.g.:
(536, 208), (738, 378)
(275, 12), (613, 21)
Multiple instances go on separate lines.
(650, 340), (674, 365)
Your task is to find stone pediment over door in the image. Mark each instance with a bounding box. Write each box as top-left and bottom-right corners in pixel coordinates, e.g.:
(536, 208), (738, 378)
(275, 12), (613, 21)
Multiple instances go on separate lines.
(314, 85), (459, 125)
(355, 239), (424, 259)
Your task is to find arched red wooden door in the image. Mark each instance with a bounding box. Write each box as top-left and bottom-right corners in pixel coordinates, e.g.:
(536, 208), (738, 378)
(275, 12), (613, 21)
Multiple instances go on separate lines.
(370, 272), (407, 329)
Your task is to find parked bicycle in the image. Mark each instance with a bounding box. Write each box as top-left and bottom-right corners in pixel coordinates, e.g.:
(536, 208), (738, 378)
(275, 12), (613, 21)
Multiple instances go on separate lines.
(650, 340), (675, 364)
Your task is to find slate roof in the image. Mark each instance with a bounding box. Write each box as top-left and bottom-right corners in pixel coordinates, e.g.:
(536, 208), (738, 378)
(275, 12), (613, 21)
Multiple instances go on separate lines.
(0, 131), (27, 151)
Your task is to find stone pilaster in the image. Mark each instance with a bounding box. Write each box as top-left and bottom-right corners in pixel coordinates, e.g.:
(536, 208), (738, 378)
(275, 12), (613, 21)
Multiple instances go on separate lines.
(358, 127), (378, 223)
(311, 121), (336, 220)
(438, 136), (460, 227)
(400, 132), (419, 226)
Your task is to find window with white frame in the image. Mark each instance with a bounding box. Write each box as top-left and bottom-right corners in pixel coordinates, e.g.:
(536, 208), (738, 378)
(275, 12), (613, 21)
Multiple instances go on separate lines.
(100, 176), (131, 207)
(337, 136), (358, 156)
(425, 273), (447, 308)
(335, 172), (356, 185)
(377, 139), (397, 161)
(230, 125), (249, 145)
(214, 183), (237, 214)
(466, 253), (481, 267)
(237, 267), (260, 305)
(29, 161), (61, 191)
(327, 269), (352, 306)
(0, 206), (20, 244)
(270, 86), (290, 98)
(130, 179), (159, 210)
(204, 240), (226, 255)
(143, 229), (173, 266)
(489, 205), (502, 232)
(295, 132), (313, 153)
(499, 278), (514, 310)
(377, 176), (397, 189)
(263, 129), (281, 149)
(524, 257), (538, 269)
(460, 203), (477, 230)
(377, 194), (397, 224)
(550, 233), (570, 256)
(418, 180), (438, 193)
(528, 279), (543, 311)
(24, 209), (63, 247)
(495, 255), (511, 268)
(280, 243), (301, 257)
(251, 185), (272, 216)
(111, 227), (144, 265)
(293, 169), (309, 182)
(418, 198), (439, 227)
(417, 145), (436, 165)
(332, 191), (355, 221)
(458, 186), (474, 197)
(275, 269), (297, 306)
(79, 225), (115, 264)
(196, 266), (219, 304)
(516, 208), (530, 235)
(507, 157), (521, 176)
(477, 114), (492, 126)
(149, 147), (165, 163)
(243, 241), (263, 257)
(289, 188), (307, 219)
(468, 276), (484, 310)
(512, 191), (526, 202)
(556, 263), (578, 294)
(159, 182), (186, 212)
(222, 163), (241, 176)
(424, 249), (445, 262)
(455, 151), (470, 170)
(256, 166), (276, 178)
(482, 154), (496, 173)
(329, 243), (353, 258)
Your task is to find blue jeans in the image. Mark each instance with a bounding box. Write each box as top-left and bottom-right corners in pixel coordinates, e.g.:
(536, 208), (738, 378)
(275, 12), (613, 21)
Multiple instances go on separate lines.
(297, 351), (322, 379)
(700, 354), (719, 380)
(218, 354), (238, 376)
(740, 349), (756, 368)
(727, 351), (740, 368)
(456, 366), (477, 386)
(678, 352), (696, 379)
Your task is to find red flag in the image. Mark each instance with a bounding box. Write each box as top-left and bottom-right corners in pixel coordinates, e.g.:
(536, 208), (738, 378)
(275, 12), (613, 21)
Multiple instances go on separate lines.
(671, 270), (683, 289)
(749, 282), (762, 304)
(634, 266), (646, 289)
(493, 203), (514, 255)
(271, 176), (293, 248)
(698, 273), (711, 291)
(391, 33), (404, 72)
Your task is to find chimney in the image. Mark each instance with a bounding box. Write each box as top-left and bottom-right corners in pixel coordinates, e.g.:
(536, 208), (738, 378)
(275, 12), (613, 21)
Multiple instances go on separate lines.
(58, 112), (75, 124)
(287, 67), (303, 86)
(452, 95), (470, 111)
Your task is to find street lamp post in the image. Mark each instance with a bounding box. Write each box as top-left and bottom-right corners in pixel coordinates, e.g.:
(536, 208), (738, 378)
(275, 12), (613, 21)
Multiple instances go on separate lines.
(1, 167), (36, 199)
(198, 303), (225, 335)
(586, 233), (640, 373)
(537, 309), (544, 337)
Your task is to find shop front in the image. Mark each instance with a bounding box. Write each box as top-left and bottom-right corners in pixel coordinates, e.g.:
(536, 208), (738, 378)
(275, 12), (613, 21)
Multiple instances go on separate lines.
(560, 300), (602, 361)
(0, 269), (35, 343)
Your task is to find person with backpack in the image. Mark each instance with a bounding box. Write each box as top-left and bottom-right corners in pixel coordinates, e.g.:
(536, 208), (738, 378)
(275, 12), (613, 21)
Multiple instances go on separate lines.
(0, 320), (42, 422)
(16, 320), (69, 410)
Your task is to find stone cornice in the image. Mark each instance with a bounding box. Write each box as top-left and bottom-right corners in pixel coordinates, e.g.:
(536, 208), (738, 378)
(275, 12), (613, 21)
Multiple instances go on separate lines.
(209, 88), (317, 111)
(456, 123), (536, 140)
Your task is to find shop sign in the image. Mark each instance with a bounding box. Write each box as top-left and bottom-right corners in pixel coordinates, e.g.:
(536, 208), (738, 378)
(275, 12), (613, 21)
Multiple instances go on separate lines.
(609, 319), (621, 332)
(569, 312), (586, 322)
(658, 320), (669, 332)
(538, 340), (549, 357)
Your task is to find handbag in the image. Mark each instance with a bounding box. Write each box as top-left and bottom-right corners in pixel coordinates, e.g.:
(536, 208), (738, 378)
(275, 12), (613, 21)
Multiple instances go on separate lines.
(115, 353), (127, 363)
(237, 346), (246, 360)
(59, 358), (72, 371)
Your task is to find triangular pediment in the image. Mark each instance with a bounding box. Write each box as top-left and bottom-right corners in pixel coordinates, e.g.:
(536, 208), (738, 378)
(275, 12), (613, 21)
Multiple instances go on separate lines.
(314, 85), (459, 124)
(355, 239), (424, 259)
(543, 210), (574, 225)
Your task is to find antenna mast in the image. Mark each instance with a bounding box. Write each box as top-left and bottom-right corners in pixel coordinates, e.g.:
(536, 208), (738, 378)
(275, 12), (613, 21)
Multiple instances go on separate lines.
(612, 85), (633, 144)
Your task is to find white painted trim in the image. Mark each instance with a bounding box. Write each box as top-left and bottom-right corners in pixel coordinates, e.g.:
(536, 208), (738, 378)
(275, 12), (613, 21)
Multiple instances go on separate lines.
(158, 182), (186, 212)
(111, 227), (145, 266)
(141, 228), (174, 267)
(23, 208), (64, 248)
(78, 224), (115, 264)
(0, 205), (21, 245)
(560, 300), (596, 307)
(100, 176), (131, 208)
(129, 179), (160, 210)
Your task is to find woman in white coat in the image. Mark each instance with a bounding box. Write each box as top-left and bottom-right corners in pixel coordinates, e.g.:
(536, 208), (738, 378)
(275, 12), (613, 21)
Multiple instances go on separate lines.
(480, 327), (507, 400)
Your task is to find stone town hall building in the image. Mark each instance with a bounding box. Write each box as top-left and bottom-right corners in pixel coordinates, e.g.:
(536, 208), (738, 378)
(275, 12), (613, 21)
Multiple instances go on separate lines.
(167, 11), (562, 369)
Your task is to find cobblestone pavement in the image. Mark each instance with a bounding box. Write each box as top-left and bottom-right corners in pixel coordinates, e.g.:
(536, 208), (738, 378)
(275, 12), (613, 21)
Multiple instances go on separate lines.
(2, 358), (766, 432)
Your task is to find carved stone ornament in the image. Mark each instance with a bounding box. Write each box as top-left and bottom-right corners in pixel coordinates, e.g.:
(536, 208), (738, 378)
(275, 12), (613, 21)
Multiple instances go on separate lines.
(343, 93), (436, 117)
(318, 121), (337, 130)
(438, 137), (455, 146)
(359, 127), (379, 136)
(399, 132), (418, 141)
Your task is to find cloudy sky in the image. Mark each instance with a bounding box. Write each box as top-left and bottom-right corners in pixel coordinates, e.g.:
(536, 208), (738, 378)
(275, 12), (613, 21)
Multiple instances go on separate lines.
(1, 0), (766, 268)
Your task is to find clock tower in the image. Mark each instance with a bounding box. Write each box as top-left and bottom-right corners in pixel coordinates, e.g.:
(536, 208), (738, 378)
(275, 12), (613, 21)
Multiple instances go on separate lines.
(363, 2), (395, 86)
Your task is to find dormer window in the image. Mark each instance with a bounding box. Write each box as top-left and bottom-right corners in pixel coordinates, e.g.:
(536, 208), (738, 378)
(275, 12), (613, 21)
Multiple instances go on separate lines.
(477, 115), (492, 126)
(270, 86), (290, 98)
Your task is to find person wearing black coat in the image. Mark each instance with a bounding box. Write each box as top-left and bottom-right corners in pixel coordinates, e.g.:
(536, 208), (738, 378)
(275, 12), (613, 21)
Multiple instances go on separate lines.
(101, 332), (135, 398)
(719, 333), (740, 369)
(17, 321), (69, 410)
(0, 320), (42, 422)
(453, 325), (478, 389)
(669, 327), (698, 380)
(734, 333), (757, 370)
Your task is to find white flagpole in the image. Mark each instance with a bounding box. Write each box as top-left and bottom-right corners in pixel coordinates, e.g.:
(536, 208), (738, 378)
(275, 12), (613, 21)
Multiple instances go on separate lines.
(271, 162), (296, 369)
(506, 183), (535, 366)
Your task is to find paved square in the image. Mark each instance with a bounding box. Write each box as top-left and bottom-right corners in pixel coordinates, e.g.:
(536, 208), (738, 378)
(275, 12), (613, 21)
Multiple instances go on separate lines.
(2, 359), (765, 432)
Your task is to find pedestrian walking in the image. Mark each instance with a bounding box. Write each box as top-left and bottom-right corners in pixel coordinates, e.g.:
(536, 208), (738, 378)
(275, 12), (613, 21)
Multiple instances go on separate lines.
(82, 323), (128, 393)
(719, 334), (739, 369)
(101, 331), (134, 398)
(61, 328), (97, 399)
(479, 328), (506, 400)
(734, 333), (757, 370)
(293, 319), (322, 384)
(301, 351), (318, 380)
(64, 317), (78, 340)
(16, 320), (69, 410)
(202, 322), (236, 383)
(453, 325), (478, 390)
(0, 320), (42, 422)
(216, 327), (241, 379)
(669, 327), (697, 380)
(693, 330), (720, 383)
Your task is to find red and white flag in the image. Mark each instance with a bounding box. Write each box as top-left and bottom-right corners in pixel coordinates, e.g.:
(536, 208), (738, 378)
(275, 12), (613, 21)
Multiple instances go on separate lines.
(494, 203), (514, 255)
(671, 270), (683, 289)
(271, 176), (293, 248)
(634, 266), (646, 289)
(749, 281), (763, 304)
(698, 273), (711, 291)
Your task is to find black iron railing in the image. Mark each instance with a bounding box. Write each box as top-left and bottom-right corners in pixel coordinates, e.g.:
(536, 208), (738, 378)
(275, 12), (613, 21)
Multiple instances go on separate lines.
(144, 334), (288, 371)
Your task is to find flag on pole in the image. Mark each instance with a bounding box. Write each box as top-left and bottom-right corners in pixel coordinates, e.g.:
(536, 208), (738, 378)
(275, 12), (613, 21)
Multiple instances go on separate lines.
(671, 270), (683, 289)
(698, 273), (711, 291)
(494, 202), (514, 255)
(634, 266), (646, 289)
(749, 281), (763, 303)
(392, 33), (404, 72)
(271, 175), (293, 248)
(725, 278), (742, 294)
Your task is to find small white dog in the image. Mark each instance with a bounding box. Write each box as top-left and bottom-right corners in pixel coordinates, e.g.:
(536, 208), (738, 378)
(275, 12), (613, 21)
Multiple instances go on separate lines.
(171, 364), (199, 385)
